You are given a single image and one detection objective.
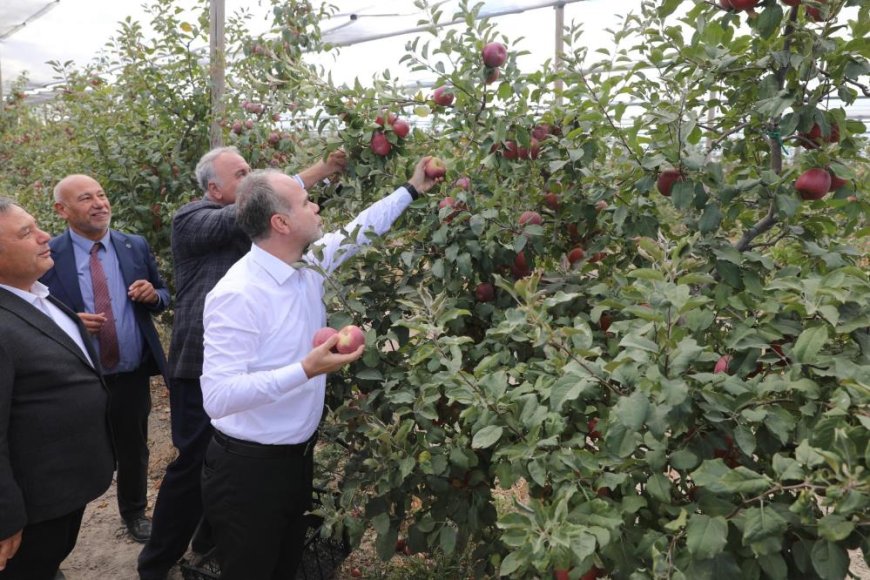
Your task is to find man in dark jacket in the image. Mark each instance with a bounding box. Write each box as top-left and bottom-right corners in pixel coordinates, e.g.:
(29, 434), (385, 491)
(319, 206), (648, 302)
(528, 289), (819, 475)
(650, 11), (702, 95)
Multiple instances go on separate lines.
(0, 197), (114, 580)
(40, 174), (170, 544)
(137, 146), (346, 580)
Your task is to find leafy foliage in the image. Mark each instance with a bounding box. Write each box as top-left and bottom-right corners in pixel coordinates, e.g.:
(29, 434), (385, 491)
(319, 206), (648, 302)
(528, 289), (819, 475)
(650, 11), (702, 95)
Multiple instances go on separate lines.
(1, 0), (868, 578)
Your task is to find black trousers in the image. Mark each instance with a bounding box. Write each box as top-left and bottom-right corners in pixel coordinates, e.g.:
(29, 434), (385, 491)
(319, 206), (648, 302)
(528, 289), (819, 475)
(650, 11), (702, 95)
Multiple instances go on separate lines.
(201, 432), (315, 580)
(105, 367), (152, 521)
(138, 377), (213, 580)
(0, 507), (85, 580)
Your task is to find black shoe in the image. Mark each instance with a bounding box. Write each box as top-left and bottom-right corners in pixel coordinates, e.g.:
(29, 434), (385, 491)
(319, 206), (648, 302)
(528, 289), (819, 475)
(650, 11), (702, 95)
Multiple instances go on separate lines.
(125, 514), (152, 543)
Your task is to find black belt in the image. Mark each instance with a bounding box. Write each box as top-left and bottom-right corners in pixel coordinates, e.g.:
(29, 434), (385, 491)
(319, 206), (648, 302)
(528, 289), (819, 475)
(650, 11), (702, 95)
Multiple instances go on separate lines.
(212, 430), (316, 459)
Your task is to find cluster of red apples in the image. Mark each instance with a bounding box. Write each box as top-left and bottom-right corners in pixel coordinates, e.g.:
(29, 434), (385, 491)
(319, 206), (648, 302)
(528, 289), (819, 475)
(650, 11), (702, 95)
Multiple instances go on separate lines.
(312, 324), (366, 354)
(719, 0), (831, 21)
(657, 117), (849, 203)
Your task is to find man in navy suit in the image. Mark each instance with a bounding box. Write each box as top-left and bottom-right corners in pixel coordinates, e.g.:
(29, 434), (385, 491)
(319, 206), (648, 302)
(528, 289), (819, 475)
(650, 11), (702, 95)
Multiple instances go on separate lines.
(0, 197), (115, 579)
(40, 174), (170, 544)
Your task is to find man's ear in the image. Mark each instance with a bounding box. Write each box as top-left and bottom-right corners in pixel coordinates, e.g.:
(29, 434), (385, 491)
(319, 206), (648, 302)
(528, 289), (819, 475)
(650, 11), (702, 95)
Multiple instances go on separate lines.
(271, 213), (290, 234)
(208, 183), (223, 202)
(53, 201), (67, 218)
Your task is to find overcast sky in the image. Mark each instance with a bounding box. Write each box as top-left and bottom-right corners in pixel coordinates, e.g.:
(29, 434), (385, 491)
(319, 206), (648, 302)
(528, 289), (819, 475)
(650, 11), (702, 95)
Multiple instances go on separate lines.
(0, 0), (637, 93)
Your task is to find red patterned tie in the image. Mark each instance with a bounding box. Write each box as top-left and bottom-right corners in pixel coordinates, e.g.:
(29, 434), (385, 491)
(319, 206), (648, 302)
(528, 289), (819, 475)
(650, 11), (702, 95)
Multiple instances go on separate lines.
(90, 242), (120, 369)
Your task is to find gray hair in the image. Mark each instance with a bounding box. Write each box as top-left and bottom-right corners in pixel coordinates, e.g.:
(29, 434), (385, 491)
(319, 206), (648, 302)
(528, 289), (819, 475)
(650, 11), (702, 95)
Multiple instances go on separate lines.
(236, 169), (289, 241)
(195, 146), (241, 193)
(0, 197), (18, 214)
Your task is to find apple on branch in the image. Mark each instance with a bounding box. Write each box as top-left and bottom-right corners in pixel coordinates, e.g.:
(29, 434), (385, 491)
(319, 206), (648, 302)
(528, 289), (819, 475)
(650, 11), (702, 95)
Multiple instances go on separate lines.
(795, 168), (831, 200)
(432, 86), (455, 107)
(482, 42), (507, 68)
(370, 132), (391, 157)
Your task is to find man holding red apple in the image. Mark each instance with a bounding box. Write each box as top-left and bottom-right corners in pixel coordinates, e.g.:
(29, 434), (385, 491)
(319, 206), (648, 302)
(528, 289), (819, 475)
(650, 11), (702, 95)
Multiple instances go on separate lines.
(199, 156), (440, 579)
(138, 146), (348, 580)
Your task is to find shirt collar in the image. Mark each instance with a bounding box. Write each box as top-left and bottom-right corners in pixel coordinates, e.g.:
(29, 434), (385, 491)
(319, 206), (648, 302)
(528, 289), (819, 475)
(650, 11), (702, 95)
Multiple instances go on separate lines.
(249, 243), (298, 285)
(69, 228), (111, 253)
(0, 280), (50, 304)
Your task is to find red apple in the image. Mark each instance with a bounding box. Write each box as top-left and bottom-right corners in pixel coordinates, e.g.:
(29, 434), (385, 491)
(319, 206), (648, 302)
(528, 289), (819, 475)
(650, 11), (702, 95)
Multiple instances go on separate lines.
(336, 325), (365, 354)
(370, 132), (391, 157)
(244, 119), (254, 130)
(511, 251), (530, 279)
(781, 0), (800, 5)
(268, 132), (281, 146)
(730, 0), (758, 10)
(485, 67), (500, 84)
(543, 193), (560, 210)
(801, 121), (840, 148)
(475, 283), (495, 302)
(519, 210), (543, 226)
(432, 86), (454, 107)
(656, 169), (683, 197)
(714, 354), (732, 374)
(438, 197), (464, 223)
(568, 247), (585, 265)
(595, 200), (608, 212)
(502, 140), (519, 160)
(581, 566), (603, 580)
(532, 124), (551, 141)
(795, 168), (831, 200)
(482, 42), (507, 68)
(454, 176), (471, 190)
(554, 570), (570, 580)
(375, 110), (398, 126)
(587, 417), (601, 439)
(598, 314), (612, 333)
(425, 157), (447, 179)
(806, 0), (828, 21)
(718, 0), (734, 9)
(392, 118), (410, 138)
(350, 568), (362, 578)
(312, 327), (338, 349)
(828, 169), (848, 192)
(231, 120), (243, 134)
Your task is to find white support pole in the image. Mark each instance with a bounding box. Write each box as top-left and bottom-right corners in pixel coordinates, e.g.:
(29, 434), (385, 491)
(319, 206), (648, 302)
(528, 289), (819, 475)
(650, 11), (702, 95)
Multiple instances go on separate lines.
(554, 2), (565, 107)
(209, 0), (226, 148)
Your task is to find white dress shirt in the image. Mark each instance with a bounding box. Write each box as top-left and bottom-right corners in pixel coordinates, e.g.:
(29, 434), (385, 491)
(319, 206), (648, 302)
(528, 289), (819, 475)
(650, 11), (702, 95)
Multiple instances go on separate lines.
(201, 186), (414, 444)
(0, 281), (95, 367)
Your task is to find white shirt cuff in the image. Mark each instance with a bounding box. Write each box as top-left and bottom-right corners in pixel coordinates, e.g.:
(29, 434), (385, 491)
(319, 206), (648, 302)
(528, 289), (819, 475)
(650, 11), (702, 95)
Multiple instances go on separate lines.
(274, 362), (309, 390)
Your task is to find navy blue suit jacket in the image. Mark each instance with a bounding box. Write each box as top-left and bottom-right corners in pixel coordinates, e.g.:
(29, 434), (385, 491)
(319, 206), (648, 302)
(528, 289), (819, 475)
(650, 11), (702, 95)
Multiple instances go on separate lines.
(40, 229), (170, 382)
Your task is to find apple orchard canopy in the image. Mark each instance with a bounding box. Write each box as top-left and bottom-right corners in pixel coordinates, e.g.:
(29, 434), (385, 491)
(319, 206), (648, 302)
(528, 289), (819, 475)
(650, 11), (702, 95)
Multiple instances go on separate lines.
(0, 0), (580, 94)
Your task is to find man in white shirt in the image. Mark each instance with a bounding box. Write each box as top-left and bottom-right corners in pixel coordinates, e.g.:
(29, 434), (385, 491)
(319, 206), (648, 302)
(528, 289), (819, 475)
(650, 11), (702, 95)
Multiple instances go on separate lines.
(200, 157), (439, 579)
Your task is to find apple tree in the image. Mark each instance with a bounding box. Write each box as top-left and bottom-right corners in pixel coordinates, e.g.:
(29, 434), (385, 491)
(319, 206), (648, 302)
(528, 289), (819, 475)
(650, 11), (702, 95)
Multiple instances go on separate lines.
(250, 1), (870, 578)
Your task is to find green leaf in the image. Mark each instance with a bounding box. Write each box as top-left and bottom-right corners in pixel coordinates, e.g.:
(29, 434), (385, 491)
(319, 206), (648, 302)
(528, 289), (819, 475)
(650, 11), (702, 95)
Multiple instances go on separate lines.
(686, 514), (729, 559)
(439, 525), (457, 555)
(699, 203), (722, 234)
(742, 506), (787, 544)
(499, 551), (524, 576)
(810, 540), (849, 580)
(692, 460), (771, 494)
(755, 4), (783, 39)
(817, 514), (855, 542)
(471, 425), (503, 449)
(570, 532), (597, 562)
(615, 391), (650, 430)
(647, 473), (671, 503)
(792, 325), (828, 364)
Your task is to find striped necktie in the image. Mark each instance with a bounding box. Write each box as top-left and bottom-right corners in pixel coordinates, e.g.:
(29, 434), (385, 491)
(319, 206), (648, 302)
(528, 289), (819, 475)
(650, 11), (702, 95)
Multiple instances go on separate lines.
(90, 242), (120, 370)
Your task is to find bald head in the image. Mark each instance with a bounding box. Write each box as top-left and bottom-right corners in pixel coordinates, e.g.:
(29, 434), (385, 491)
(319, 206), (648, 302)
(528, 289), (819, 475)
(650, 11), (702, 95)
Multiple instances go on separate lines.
(53, 174), (112, 241)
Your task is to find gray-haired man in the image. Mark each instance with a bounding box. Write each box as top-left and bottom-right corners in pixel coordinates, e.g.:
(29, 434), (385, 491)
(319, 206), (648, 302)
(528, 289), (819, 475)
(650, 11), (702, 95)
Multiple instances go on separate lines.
(137, 147), (346, 580)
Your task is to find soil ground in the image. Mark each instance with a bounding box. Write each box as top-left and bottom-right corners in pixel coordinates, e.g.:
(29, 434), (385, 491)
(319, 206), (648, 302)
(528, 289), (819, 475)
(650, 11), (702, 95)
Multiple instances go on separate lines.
(56, 379), (869, 580)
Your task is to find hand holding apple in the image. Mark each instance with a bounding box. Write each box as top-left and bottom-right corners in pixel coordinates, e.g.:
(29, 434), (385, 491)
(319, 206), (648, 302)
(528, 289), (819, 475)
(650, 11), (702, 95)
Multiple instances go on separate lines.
(301, 330), (364, 378)
(408, 156), (445, 194)
(324, 149), (348, 174)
